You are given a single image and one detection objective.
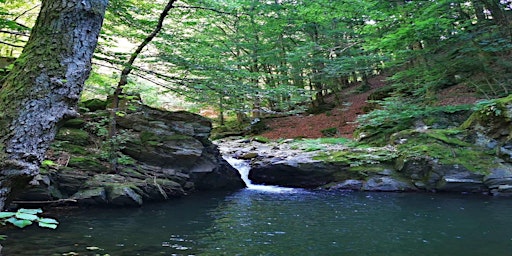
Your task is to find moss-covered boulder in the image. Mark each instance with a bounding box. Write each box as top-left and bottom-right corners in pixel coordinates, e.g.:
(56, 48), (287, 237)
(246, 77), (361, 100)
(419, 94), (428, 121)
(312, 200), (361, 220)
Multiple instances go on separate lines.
(55, 128), (90, 146)
(16, 105), (244, 207)
(79, 98), (108, 111)
(71, 187), (108, 205)
(462, 95), (512, 162)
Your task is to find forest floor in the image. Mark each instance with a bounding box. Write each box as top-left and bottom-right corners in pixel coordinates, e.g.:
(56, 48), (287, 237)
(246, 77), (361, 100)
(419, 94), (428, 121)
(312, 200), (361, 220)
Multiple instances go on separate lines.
(259, 75), (481, 140)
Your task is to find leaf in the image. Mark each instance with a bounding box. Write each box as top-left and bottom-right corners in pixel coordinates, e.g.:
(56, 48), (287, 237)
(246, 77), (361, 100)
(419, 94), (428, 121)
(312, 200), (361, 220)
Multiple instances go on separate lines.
(38, 218), (59, 224)
(17, 208), (43, 215)
(0, 212), (15, 219)
(7, 217), (32, 228)
(15, 212), (38, 221)
(38, 222), (58, 229)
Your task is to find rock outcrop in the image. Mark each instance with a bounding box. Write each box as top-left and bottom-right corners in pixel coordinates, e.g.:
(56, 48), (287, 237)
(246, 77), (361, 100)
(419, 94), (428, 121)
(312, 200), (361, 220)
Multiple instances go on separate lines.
(217, 126), (512, 195)
(16, 104), (244, 207)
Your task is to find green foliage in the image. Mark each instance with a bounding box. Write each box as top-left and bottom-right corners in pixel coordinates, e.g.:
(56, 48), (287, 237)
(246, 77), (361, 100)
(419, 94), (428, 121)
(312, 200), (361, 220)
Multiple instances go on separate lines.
(358, 98), (472, 129)
(290, 137), (353, 152)
(0, 208), (58, 229)
(473, 99), (503, 117)
(356, 97), (473, 145)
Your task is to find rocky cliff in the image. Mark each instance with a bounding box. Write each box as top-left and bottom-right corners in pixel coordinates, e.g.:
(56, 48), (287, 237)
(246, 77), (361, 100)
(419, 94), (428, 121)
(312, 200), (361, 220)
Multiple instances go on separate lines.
(218, 95), (512, 196)
(16, 102), (244, 207)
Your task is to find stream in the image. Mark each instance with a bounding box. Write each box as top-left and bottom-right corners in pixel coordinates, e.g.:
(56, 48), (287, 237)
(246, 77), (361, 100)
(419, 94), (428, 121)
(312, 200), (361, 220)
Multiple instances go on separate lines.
(2, 158), (512, 255)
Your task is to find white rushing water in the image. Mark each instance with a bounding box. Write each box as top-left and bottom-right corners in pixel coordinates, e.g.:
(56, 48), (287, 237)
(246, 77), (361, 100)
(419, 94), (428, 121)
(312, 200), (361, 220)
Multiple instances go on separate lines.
(224, 157), (296, 193)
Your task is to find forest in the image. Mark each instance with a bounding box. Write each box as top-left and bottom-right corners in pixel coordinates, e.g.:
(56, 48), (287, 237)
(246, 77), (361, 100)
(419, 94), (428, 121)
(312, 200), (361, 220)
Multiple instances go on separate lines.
(0, 0), (511, 211)
(2, 0), (510, 119)
(0, 1), (512, 253)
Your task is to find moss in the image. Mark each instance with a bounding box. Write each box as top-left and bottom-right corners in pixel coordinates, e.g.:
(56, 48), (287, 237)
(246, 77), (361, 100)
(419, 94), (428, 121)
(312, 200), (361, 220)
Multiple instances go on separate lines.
(463, 95), (512, 128)
(50, 141), (87, 155)
(61, 118), (86, 128)
(121, 168), (146, 179)
(139, 131), (160, 146)
(68, 157), (108, 173)
(314, 147), (399, 166)
(79, 98), (107, 112)
(392, 129), (473, 147)
(55, 128), (90, 146)
(424, 129), (473, 147)
(252, 136), (270, 143)
(396, 130), (498, 174)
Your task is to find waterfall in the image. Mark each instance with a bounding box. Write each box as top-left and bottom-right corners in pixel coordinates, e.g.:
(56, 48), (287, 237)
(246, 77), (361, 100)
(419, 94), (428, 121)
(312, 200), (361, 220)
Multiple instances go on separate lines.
(224, 157), (295, 193)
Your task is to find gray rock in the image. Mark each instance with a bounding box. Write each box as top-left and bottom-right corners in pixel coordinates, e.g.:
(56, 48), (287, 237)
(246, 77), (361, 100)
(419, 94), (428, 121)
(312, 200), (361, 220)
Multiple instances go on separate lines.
(363, 176), (416, 192)
(434, 165), (486, 192)
(484, 165), (512, 188)
(329, 180), (363, 190)
(71, 187), (108, 205)
(108, 186), (143, 206)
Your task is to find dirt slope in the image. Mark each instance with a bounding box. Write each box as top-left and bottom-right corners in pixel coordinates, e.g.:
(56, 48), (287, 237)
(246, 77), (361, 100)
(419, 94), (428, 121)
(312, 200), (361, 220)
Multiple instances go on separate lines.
(260, 76), (480, 140)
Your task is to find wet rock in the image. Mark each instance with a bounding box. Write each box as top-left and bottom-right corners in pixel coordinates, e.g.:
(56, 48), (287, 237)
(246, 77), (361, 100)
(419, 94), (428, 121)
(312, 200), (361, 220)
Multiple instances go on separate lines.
(363, 176), (416, 192)
(72, 187), (108, 205)
(328, 180), (363, 190)
(108, 186), (143, 206)
(249, 159), (342, 188)
(434, 166), (486, 193)
(484, 165), (512, 195)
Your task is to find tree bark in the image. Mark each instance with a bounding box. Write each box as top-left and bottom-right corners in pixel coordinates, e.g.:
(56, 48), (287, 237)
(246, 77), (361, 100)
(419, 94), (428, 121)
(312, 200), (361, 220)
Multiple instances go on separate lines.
(0, 0), (108, 211)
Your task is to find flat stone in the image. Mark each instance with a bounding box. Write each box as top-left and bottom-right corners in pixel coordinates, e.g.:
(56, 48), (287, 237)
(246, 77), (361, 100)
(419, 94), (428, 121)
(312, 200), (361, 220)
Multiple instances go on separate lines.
(329, 180), (363, 190)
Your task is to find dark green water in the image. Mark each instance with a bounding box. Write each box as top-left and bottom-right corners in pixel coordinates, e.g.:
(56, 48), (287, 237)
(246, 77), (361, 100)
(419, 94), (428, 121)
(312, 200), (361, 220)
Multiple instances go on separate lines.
(2, 190), (512, 256)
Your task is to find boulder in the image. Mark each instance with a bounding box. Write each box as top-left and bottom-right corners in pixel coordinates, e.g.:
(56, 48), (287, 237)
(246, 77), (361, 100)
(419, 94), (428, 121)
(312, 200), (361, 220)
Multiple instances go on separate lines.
(71, 187), (108, 205)
(249, 157), (343, 188)
(362, 176), (416, 192)
(484, 165), (512, 195)
(108, 186), (143, 206)
(328, 180), (363, 190)
(16, 105), (244, 207)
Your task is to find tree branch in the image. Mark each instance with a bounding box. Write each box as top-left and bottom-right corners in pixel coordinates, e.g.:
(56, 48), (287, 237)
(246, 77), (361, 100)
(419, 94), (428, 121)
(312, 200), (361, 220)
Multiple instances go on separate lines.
(0, 40), (24, 48)
(0, 30), (30, 37)
(174, 5), (236, 16)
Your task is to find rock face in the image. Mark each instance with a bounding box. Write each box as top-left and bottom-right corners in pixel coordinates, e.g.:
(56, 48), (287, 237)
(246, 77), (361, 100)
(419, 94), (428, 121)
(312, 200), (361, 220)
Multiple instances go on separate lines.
(217, 133), (512, 195)
(16, 105), (244, 207)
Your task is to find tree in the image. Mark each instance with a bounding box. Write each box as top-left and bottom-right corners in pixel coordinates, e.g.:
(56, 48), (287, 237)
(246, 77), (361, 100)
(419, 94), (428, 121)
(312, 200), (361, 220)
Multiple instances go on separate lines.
(107, 0), (177, 173)
(0, 0), (108, 211)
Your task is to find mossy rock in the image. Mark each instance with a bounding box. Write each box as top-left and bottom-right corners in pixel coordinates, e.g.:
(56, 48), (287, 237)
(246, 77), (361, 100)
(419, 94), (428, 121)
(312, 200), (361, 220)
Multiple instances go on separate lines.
(68, 157), (108, 173)
(80, 98), (108, 112)
(106, 185), (143, 206)
(395, 129), (498, 173)
(61, 118), (86, 128)
(461, 95), (512, 142)
(252, 136), (270, 143)
(314, 147), (399, 166)
(55, 128), (90, 146)
(71, 187), (108, 205)
(50, 141), (88, 155)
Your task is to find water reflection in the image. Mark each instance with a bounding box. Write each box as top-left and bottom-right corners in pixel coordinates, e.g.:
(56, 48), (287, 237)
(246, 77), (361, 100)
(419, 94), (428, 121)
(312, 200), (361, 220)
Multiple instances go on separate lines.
(2, 191), (512, 255)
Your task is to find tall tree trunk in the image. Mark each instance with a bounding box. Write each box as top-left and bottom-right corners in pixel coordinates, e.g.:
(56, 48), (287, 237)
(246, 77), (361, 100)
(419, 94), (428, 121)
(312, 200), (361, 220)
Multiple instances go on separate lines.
(107, 0), (176, 173)
(0, 0), (108, 211)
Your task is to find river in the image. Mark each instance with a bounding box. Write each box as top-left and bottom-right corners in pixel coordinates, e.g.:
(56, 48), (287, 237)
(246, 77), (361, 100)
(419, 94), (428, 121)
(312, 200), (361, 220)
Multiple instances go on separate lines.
(2, 159), (512, 255)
